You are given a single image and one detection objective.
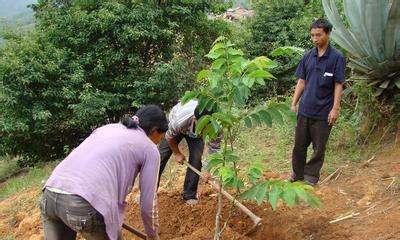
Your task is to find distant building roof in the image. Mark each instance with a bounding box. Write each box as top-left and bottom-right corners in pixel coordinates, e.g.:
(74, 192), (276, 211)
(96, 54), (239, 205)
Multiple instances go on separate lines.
(208, 6), (254, 22)
(222, 6), (254, 21)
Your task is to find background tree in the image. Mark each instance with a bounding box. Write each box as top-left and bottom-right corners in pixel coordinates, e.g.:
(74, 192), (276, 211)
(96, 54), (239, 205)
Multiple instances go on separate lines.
(0, 0), (229, 165)
(233, 0), (325, 99)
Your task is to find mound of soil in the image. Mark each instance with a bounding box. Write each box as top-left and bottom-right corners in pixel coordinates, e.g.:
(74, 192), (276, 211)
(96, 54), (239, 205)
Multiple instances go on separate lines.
(123, 146), (400, 240)
(1, 146), (399, 240)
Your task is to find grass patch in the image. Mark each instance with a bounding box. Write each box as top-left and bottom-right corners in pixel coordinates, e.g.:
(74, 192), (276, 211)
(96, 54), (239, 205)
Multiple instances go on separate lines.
(1, 236), (15, 240)
(236, 123), (293, 174)
(0, 156), (21, 182)
(235, 111), (367, 176)
(0, 161), (58, 200)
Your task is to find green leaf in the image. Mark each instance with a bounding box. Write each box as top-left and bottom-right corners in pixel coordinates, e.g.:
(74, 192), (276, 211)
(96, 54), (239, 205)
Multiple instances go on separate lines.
(249, 70), (271, 79)
(210, 118), (221, 135)
(271, 46), (305, 57)
(241, 185), (259, 200)
(275, 102), (291, 112)
(395, 79), (400, 89)
(219, 166), (234, 183)
(204, 121), (218, 139)
(255, 184), (267, 205)
(243, 77), (255, 88)
(258, 110), (272, 127)
(206, 42), (226, 60)
(268, 184), (282, 210)
(198, 97), (214, 115)
(197, 70), (210, 81)
(275, 103), (296, 123)
(282, 185), (297, 207)
(206, 153), (224, 170)
(181, 91), (198, 104)
(226, 40), (235, 47)
(243, 116), (252, 128)
(250, 113), (262, 126)
(233, 85), (248, 106)
(240, 59), (251, 70)
(205, 50), (222, 60)
(211, 42), (225, 51)
(268, 107), (284, 125)
(255, 78), (265, 86)
(213, 36), (226, 45)
(293, 185), (321, 208)
(233, 179), (245, 189)
(248, 163), (263, 183)
(252, 56), (278, 69)
(228, 48), (244, 56)
(206, 99), (217, 112)
(195, 115), (211, 135)
(212, 58), (226, 70)
(213, 112), (234, 126)
(206, 47), (225, 60)
(210, 78), (219, 89)
(229, 61), (243, 75)
(225, 151), (240, 163)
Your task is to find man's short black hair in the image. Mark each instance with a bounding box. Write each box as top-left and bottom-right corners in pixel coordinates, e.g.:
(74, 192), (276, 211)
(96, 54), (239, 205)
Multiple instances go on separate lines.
(310, 18), (333, 34)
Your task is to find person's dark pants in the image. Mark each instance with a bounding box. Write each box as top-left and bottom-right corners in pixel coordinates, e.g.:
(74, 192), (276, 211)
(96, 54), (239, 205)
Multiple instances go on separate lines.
(39, 189), (122, 240)
(158, 135), (205, 200)
(292, 115), (332, 184)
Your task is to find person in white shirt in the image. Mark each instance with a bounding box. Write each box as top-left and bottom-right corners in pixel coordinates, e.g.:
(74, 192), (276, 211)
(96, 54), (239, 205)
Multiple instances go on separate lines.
(158, 100), (218, 205)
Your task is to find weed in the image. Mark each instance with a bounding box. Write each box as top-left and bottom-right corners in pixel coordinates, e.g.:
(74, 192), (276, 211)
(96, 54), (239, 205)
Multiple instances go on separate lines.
(0, 161), (58, 200)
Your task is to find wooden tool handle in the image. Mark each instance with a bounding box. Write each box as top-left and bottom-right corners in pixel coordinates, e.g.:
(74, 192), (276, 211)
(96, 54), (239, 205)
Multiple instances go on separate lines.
(122, 223), (147, 239)
(184, 162), (262, 226)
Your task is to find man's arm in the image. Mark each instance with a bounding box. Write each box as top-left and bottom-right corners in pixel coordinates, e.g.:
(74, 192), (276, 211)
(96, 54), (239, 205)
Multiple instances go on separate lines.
(139, 147), (161, 240)
(291, 79), (306, 112)
(166, 137), (185, 164)
(328, 82), (344, 125)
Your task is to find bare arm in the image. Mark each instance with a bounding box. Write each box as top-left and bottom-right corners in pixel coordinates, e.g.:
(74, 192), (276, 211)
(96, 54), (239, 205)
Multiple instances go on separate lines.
(166, 137), (185, 164)
(328, 83), (344, 125)
(167, 137), (182, 155)
(139, 147), (160, 239)
(291, 79), (306, 111)
(332, 82), (344, 111)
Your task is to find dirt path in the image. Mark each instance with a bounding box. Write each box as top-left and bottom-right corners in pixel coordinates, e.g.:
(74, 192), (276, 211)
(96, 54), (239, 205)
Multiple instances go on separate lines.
(1, 146), (399, 240)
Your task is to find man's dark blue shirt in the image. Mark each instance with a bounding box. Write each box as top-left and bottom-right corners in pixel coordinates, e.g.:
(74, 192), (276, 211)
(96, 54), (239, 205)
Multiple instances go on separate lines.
(295, 45), (346, 120)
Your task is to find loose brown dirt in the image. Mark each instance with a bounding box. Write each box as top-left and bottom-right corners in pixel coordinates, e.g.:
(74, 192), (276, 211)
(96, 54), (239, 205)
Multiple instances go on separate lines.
(1, 146), (399, 240)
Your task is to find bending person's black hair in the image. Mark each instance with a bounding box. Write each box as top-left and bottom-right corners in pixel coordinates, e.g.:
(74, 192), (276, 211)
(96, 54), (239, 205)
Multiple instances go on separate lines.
(121, 105), (168, 135)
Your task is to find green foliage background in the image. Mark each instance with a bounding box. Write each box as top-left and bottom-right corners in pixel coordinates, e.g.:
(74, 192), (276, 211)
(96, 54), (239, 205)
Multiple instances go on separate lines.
(0, 0), (396, 168)
(234, 0), (342, 99)
(0, 0), (229, 165)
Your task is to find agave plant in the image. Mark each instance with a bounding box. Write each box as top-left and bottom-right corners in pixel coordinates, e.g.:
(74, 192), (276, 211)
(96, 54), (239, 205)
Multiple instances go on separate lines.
(322, 0), (400, 96)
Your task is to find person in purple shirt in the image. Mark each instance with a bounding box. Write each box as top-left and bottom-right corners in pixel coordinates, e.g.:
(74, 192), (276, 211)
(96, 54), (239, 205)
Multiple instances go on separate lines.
(290, 19), (346, 186)
(39, 105), (168, 240)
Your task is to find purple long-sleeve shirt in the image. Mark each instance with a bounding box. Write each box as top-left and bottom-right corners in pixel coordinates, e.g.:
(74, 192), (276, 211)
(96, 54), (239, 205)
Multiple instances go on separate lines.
(45, 123), (160, 240)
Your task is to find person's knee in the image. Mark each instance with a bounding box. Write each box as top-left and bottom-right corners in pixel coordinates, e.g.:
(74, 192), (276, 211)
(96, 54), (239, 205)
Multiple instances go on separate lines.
(313, 146), (326, 157)
(293, 146), (308, 155)
(188, 153), (203, 167)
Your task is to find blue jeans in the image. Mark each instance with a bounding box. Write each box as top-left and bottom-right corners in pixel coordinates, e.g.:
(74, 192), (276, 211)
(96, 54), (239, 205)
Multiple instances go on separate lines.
(40, 189), (122, 240)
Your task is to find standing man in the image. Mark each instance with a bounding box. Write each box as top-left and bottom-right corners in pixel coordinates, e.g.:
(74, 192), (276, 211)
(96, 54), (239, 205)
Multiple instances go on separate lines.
(158, 99), (217, 205)
(290, 19), (346, 185)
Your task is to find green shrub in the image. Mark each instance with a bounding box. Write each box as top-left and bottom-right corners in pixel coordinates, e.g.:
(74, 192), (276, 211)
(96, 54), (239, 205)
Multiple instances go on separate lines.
(0, 0), (229, 165)
(235, 0), (325, 99)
